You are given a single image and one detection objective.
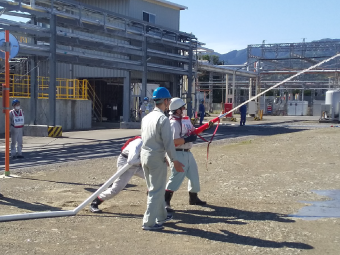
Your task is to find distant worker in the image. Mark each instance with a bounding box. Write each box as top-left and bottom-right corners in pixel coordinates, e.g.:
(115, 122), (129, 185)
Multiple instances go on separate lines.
(141, 87), (184, 231)
(199, 99), (205, 125)
(165, 98), (206, 213)
(240, 102), (247, 126)
(90, 136), (144, 213)
(10, 99), (24, 159)
(139, 97), (150, 120)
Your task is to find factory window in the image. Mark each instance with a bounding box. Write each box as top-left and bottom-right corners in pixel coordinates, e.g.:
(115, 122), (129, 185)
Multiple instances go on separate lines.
(143, 11), (155, 24)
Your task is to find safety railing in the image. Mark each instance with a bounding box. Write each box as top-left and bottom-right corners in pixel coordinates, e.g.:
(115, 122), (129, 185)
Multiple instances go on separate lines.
(84, 79), (103, 122)
(0, 73), (88, 100)
(38, 77), (88, 100)
(0, 74), (30, 98)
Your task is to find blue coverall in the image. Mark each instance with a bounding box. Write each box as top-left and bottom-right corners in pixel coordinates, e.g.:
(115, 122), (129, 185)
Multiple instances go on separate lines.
(199, 103), (205, 125)
(240, 104), (247, 126)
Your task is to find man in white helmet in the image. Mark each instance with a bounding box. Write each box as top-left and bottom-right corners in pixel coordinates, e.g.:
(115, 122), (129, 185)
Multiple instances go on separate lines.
(141, 87), (184, 231)
(165, 97), (206, 212)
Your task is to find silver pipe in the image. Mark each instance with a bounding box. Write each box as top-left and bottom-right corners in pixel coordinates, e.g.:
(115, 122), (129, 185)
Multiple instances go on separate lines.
(0, 164), (132, 222)
(73, 163), (131, 214)
(218, 53), (340, 119)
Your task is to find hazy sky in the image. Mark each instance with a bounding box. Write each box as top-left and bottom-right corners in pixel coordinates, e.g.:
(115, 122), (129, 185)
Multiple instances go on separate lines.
(175, 0), (340, 54)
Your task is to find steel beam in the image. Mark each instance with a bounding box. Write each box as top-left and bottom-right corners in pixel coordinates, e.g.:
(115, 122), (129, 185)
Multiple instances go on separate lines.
(48, 14), (56, 126)
(141, 36), (147, 99)
(187, 47), (193, 118)
(123, 71), (131, 122)
(30, 56), (38, 125)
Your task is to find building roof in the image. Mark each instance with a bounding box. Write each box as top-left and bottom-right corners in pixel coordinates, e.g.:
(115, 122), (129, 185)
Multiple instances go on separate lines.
(144, 0), (188, 10)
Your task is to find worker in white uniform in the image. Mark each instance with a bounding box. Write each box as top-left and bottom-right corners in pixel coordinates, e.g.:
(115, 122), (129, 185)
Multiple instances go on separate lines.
(139, 97), (150, 120)
(141, 87), (184, 231)
(10, 99), (25, 159)
(90, 136), (145, 213)
(165, 98), (206, 212)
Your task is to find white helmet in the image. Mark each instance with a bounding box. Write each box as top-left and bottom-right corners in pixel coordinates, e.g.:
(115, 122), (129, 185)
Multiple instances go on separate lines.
(169, 97), (186, 111)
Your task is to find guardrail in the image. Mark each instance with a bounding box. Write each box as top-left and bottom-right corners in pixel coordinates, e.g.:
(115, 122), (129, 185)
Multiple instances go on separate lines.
(0, 74), (88, 100)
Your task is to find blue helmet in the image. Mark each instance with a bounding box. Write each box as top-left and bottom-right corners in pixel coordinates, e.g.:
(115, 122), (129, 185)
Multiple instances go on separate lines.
(200, 99), (204, 103)
(152, 87), (171, 100)
(12, 99), (20, 106)
(143, 97), (149, 101)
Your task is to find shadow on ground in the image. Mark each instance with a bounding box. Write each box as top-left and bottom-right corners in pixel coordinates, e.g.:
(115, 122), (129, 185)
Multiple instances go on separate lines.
(0, 196), (62, 212)
(161, 204), (313, 249)
(0, 125), (307, 170)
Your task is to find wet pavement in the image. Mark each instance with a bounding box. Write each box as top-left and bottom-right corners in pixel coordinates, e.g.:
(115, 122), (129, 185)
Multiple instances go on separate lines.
(289, 190), (340, 220)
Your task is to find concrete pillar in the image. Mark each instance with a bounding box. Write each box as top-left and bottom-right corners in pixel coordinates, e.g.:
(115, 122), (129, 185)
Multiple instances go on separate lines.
(225, 74), (229, 103)
(142, 36), (147, 99)
(209, 71), (213, 113)
(302, 88), (304, 101)
(123, 72), (131, 122)
(30, 57), (38, 125)
(187, 47), (193, 118)
(48, 14), (56, 126)
(248, 78), (252, 101)
(171, 75), (177, 97)
(232, 71), (236, 108)
(256, 77), (260, 113)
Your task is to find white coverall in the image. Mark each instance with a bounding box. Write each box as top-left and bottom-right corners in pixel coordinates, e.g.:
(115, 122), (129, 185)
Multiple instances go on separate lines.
(141, 107), (178, 227)
(10, 109), (24, 156)
(98, 138), (145, 201)
(140, 102), (152, 120)
(140, 103), (147, 119)
(166, 113), (201, 193)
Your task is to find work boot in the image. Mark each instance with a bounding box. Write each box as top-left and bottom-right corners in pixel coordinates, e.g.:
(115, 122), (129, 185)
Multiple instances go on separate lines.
(165, 190), (174, 212)
(189, 192), (206, 205)
(90, 197), (103, 213)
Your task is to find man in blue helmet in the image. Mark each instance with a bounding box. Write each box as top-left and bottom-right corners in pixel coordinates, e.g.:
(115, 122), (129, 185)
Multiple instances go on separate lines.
(141, 87), (184, 231)
(10, 99), (25, 159)
(139, 97), (150, 120)
(199, 99), (205, 125)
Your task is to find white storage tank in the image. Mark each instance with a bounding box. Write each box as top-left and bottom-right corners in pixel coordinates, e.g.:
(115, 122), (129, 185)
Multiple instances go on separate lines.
(325, 90), (340, 118)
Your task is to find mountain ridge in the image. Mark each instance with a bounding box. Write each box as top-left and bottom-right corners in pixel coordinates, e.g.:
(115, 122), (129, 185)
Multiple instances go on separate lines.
(214, 38), (340, 65)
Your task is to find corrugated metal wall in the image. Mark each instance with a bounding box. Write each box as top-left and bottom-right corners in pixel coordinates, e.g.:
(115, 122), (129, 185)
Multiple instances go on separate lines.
(37, 0), (181, 80)
(54, 2), (131, 79)
(129, 0), (180, 30)
(131, 71), (171, 82)
(78, 0), (130, 15)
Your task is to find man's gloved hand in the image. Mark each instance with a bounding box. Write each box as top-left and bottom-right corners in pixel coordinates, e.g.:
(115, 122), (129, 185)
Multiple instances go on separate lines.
(184, 134), (197, 143)
(208, 121), (214, 129)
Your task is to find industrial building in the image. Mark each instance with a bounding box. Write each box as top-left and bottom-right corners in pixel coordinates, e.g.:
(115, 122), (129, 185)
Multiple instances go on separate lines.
(0, 0), (198, 133)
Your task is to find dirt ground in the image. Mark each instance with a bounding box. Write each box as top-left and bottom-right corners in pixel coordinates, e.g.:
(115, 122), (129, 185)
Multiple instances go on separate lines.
(0, 127), (340, 255)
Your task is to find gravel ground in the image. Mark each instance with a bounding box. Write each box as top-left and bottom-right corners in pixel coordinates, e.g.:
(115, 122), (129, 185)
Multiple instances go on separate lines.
(0, 127), (340, 255)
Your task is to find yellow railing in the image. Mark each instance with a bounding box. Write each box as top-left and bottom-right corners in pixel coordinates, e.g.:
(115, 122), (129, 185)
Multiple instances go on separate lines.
(0, 74), (88, 100)
(0, 74), (103, 122)
(84, 79), (103, 122)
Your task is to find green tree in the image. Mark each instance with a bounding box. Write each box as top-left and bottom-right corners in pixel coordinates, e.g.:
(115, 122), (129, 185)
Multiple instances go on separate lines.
(201, 55), (223, 65)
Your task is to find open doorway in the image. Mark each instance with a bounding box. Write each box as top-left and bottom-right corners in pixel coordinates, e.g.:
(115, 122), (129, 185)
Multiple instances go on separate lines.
(83, 78), (124, 122)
